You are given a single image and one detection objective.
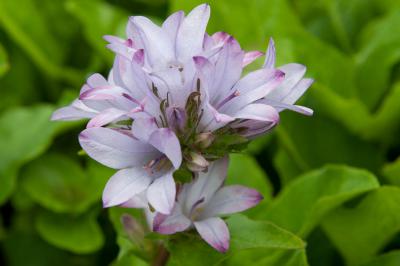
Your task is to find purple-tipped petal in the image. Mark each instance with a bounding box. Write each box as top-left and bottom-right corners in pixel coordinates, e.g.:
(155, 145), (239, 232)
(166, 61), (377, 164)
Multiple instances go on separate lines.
(266, 63), (307, 103)
(102, 168), (152, 208)
(79, 127), (159, 169)
(201, 185), (263, 218)
(243, 50), (264, 67)
(264, 37), (275, 68)
(147, 172), (176, 215)
(87, 108), (126, 128)
(233, 103), (279, 123)
(224, 69), (285, 114)
(148, 128), (182, 169)
(176, 4), (210, 61)
(194, 217), (230, 253)
(182, 157), (229, 214)
(153, 203), (191, 234)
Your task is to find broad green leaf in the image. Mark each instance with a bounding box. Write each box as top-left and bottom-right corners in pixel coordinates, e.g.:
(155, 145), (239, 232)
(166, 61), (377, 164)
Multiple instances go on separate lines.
(2, 230), (74, 266)
(226, 249), (309, 266)
(66, 0), (128, 64)
(274, 113), (385, 183)
(0, 0), (81, 84)
(0, 45), (40, 110)
(355, 11), (400, 109)
(0, 42), (9, 76)
(260, 165), (379, 237)
(361, 250), (400, 266)
(20, 153), (108, 213)
(383, 157), (400, 186)
(167, 214), (305, 266)
(0, 105), (61, 205)
(322, 186), (400, 266)
(35, 209), (104, 254)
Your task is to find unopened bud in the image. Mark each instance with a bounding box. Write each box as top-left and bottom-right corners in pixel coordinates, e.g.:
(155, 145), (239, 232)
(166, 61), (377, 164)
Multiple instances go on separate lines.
(166, 107), (186, 131)
(194, 132), (215, 149)
(186, 152), (209, 172)
(121, 214), (145, 247)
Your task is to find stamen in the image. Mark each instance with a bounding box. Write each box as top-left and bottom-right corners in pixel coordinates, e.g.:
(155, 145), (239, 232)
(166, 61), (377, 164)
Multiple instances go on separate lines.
(216, 90), (240, 109)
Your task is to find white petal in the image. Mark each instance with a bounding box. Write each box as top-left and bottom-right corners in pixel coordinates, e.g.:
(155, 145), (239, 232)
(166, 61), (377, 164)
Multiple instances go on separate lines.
(194, 217), (230, 253)
(149, 128), (182, 169)
(176, 4), (210, 61)
(182, 157), (229, 213)
(147, 172), (176, 215)
(201, 185), (263, 218)
(79, 127), (159, 169)
(87, 108), (127, 128)
(102, 168), (152, 207)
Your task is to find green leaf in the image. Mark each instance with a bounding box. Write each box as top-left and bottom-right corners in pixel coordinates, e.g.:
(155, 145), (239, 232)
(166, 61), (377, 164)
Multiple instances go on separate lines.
(361, 250), (400, 266)
(322, 186), (400, 265)
(260, 165), (379, 237)
(355, 11), (400, 109)
(20, 153), (108, 213)
(66, 0), (128, 64)
(167, 214), (305, 266)
(35, 209), (104, 254)
(2, 230), (74, 266)
(274, 113), (385, 183)
(0, 0), (81, 84)
(0, 42), (9, 76)
(0, 105), (61, 205)
(383, 157), (400, 187)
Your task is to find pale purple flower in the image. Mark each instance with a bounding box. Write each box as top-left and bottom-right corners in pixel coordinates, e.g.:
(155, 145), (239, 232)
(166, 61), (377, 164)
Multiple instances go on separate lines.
(51, 4), (312, 215)
(151, 157), (263, 253)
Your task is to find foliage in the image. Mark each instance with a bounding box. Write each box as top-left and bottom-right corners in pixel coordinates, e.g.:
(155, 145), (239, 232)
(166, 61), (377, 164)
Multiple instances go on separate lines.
(0, 0), (399, 265)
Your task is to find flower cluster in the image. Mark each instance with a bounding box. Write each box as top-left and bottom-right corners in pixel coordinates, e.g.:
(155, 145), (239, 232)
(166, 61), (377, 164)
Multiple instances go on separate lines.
(52, 4), (313, 252)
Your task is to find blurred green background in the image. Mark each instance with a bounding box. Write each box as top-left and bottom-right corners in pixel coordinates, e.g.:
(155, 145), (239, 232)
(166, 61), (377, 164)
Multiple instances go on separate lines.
(1, 0), (400, 265)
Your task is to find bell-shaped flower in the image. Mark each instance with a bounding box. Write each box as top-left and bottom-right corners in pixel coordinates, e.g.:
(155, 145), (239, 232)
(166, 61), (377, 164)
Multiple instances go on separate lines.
(152, 157), (263, 252)
(79, 117), (182, 214)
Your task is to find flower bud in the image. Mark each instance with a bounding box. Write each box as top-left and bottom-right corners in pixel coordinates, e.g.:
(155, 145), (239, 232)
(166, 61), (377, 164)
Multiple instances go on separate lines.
(186, 152), (209, 172)
(121, 214), (145, 247)
(194, 132), (215, 149)
(166, 106), (186, 131)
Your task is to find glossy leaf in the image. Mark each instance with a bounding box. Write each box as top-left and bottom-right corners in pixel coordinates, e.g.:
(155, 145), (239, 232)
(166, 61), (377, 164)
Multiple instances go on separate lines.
(35, 209), (104, 254)
(167, 214), (305, 266)
(322, 186), (400, 265)
(260, 165), (379, 237)
(20, 154), (108, 213)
